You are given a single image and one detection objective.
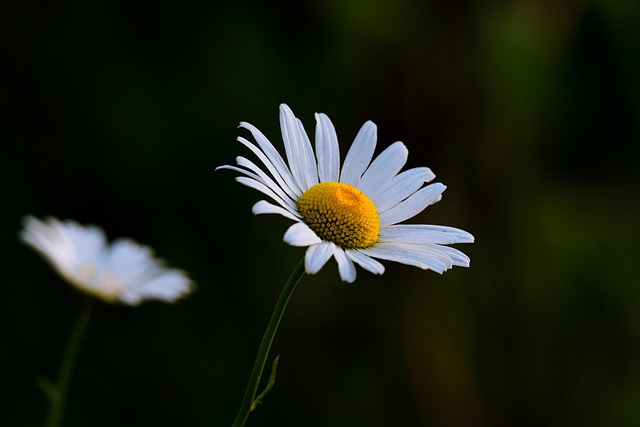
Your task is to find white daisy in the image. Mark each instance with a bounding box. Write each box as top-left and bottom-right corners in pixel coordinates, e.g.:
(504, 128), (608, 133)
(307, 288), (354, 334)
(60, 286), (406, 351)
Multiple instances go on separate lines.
(20, 216), (195, 305)
(217, 103), (474, 283)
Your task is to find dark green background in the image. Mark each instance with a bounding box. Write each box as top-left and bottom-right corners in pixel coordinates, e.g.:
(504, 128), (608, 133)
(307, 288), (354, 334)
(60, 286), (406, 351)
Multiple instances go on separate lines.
(3, 1), (639, 426)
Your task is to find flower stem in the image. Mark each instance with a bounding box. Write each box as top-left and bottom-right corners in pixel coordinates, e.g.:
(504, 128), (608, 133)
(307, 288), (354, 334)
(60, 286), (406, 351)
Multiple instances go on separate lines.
(43, 299), (93, 427)
(231, 257), (306, 427)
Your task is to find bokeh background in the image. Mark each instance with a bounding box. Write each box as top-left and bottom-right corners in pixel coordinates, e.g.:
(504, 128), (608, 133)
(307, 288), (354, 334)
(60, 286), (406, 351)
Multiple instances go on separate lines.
(3, 0), (639, 426)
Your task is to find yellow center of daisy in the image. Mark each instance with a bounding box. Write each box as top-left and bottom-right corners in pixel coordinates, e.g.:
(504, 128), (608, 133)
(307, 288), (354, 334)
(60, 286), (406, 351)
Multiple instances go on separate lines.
(297, 182), (379, 249)
(74, 264), (126, 303)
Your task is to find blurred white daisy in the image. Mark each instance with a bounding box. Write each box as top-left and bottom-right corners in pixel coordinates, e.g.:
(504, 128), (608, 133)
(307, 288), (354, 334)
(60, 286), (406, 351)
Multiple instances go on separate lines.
(217, 104), (474, 283)
(20, 216), (194, 305)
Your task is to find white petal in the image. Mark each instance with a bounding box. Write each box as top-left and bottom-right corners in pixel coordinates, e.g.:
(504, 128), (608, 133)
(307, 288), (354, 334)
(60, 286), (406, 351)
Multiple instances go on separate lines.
(252, 200), (301, 221)
(346, 250), (385, 275)
(378, 224), (475, 244)
(220, 156), (297, 209)
(128, 270), (193, 304)
(235, 155), (296, 204)
(392, 243), (456, 272)
(19, 216), (69, 266)
(107, 238), (158, 284)
(379, 183), (446, 227)
(425, 244), (471, 267)
(360, 242), (455, 273)
(283, 222), (322, 247)
(315, 112), (340, 182)
(280, 104), (316, 192)
(333, 247), (357, 283)
(370, 167), (435, 212)
(295, 116), (319, 188)
(238, 123), (302, 197)
(305, 242), (335, 274)
(20, 216), (106, 275)
(66, 222), (108, 266)
(232, 135), (300, 199)
(358, 142), (408, 196)
(340, 121), (377, 186)
(235, 176), (297, 212)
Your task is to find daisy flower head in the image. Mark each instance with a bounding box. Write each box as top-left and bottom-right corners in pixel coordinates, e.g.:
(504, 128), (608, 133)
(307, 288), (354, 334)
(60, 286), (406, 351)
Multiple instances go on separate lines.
(20, 216), (195, 305)
(217, 104), (474, 283)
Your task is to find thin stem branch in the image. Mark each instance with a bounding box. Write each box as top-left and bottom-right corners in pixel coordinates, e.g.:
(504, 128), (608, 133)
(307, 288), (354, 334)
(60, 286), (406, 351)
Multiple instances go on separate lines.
(231, 257), (306, 427)
(44, 299), (93, 427)
(253, 355), (280, 409)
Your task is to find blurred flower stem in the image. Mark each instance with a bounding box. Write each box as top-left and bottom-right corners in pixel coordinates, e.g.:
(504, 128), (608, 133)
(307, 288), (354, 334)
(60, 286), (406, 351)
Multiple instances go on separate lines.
(231, 258), (306, 427)
(41, 299), (93, 427)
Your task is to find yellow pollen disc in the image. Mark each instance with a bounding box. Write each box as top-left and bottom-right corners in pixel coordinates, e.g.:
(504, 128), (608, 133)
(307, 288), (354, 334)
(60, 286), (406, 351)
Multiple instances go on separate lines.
(297, 182), (379, 249)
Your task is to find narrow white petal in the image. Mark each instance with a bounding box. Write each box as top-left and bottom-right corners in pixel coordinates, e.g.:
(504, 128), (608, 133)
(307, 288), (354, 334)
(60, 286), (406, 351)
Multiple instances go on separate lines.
(358, 142), (408, 196)
(340, 121), (377, 186)
(379, 183), (446, 227)
(425, 244), (471, 267)
(252, 200), (301, 220)
(389, 242), (456, 272)
(346, 250), (385, 275)
(378, 224), (475, 244)
(107, 238), (158, 284)
(238, 122), (303, 196)
(305, 242), (335, 274)
(216, 164), (257, 179)
(128, 270), (193, 304)
(117, 292), (142, 306)
(401, 243), (462, 271)
(234, 135), (300, 199)
(20, 216), (106, 275)
(283, 222), (322, 247)
(295, 117), (319, 188)
(235, 176), (297, 212)
(315, 112), (340, 183)
(360, 242), (455, 273)
(370, 167), (435, 212)
(280, 104), (316, 192)
(230, 156), (297, 207)
(61, 220), (105, 262)
(219, 161), (297, 212)
(333, 247), (357, 283)
(361, 250), (437, 272)
(20, 216), (71, 267)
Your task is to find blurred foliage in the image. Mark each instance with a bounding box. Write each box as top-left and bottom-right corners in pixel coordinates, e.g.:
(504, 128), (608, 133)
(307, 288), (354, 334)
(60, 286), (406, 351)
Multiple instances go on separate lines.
(2, 0), (639, 426)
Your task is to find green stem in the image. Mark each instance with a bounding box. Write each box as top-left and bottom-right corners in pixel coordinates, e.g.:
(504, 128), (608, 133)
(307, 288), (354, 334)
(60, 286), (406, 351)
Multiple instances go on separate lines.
(44, 300), (93, 427)
(231, 257), (306, 427)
